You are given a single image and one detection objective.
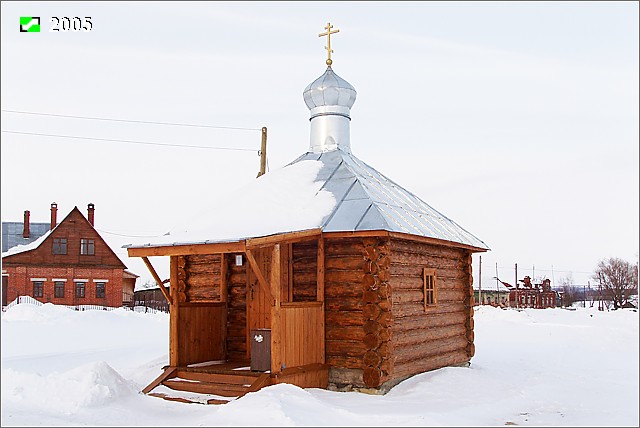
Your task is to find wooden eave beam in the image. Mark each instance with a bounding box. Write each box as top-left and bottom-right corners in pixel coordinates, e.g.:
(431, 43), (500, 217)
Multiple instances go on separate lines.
(142, 256), (173, 305)
(246, 228), (322, 249)
(321, 230), (488, 253)
(387, 232), (489, 253)
(322, 230), (390, 239)
(245, 248), (275, 306)
(127, 241), (246, 257)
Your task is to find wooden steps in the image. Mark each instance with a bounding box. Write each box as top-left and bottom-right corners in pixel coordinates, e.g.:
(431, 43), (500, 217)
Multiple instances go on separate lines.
(163, 379), (253, 397)
(143, 361), (328, 405)
(177, 369), (259, 385)
(143, 362), (271, 405)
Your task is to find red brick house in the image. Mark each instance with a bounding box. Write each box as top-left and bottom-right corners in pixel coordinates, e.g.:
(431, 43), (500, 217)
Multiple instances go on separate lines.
(507, 276), (558, 309)
(1, 203), (137, 307)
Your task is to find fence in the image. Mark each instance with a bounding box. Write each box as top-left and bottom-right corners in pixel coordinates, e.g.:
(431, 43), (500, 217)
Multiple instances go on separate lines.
(2, 295), (169, 314)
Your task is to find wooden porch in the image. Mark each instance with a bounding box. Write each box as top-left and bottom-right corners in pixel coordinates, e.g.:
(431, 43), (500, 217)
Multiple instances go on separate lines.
(132, 236), (329, 404)
(143, 360), (328, 405)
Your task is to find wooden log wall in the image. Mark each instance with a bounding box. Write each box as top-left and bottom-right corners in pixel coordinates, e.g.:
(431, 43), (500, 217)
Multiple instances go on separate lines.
(324, 238), (366, 372)
(463, 252), (475, 359)
(361, 237), (393, 388)
(388, 238), (474, 380)
(178, 253), (249, 363)
(291, 241), (318, 302)
(183, 254), (223, 302)
(227, 255), (247, 361)
(176, 256), (187, 303)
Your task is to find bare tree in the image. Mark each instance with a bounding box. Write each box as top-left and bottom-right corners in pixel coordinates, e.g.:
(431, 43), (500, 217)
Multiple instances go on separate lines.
(592, 257), (639, 310)
(558, 273), (578, 307)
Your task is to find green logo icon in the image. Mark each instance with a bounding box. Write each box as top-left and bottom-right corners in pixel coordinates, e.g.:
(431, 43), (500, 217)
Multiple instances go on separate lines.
(20, 16), (40, 32)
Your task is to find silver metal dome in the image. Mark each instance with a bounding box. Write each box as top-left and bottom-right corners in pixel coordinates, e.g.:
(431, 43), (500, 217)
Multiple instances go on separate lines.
(303, 66), (357, 110)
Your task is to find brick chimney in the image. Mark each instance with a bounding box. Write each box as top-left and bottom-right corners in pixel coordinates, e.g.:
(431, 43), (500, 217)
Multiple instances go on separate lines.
(50, 202), (58, 230)
(23, 210), (30, 238)
(87, 203), (95, 226)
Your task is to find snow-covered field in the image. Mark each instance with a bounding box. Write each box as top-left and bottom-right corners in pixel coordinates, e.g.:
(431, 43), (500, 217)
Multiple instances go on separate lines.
(1, 302), (638, 427)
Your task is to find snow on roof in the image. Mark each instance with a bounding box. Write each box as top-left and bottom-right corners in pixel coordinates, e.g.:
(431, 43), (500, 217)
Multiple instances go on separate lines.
(128, 159), (336, 248)
(126, 149), (489, 250)
(1, 229), (52, 258)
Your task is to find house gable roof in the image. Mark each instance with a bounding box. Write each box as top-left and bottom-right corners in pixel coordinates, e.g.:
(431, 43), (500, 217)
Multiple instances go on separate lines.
(2, 206), (128, 269)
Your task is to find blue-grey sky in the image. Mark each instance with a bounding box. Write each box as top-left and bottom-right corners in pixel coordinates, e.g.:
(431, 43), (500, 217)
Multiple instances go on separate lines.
(2, 1), (638, 288)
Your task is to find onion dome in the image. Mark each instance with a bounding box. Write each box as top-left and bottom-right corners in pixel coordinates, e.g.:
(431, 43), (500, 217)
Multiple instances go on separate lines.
(303, 66), (357, 112)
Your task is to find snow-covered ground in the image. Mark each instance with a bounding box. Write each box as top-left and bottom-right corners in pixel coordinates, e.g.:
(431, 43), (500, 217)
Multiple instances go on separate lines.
(1, 302), (638, 426)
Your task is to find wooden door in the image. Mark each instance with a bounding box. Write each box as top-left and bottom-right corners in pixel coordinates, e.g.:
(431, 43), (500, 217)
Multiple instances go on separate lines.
(247, 247), (272, 337)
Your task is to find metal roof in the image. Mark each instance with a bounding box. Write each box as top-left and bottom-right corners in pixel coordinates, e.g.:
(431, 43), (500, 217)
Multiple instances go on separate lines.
(126, 149), (489, 251)
(2, 222), (51, 253)
(291, 149), (489, 249)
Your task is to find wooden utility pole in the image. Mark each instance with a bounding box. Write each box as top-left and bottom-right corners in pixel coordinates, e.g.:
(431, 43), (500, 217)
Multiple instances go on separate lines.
(515, 263), (518, 309)
(495, 262), (499, 304)
(257, 126), (267, 177)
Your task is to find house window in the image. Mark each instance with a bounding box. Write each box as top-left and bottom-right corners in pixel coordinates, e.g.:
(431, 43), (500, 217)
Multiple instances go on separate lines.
(54, 281), (65, 298)
(75, 282), (86, 298)
(52, 238), (67, 255)
(96, 282), (106, 298)
(33, 281), (44, 298)
(80, 239), (95, 255)
(423, 268), (437, 309)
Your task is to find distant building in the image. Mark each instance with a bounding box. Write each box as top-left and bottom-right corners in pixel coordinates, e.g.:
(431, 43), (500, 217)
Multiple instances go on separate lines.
(474, 289), (510, 307)
(134, 286), (170, 312)
(494, 276), (561, 309)
(2, 203), (137, 307)
(508, 277), (559, 309)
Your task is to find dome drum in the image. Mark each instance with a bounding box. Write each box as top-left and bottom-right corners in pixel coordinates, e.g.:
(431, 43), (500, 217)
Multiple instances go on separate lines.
(309, 114), (352, 154)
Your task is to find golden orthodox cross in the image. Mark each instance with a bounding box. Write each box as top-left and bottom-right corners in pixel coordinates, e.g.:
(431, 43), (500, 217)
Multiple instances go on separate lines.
(319, 22), (339, 66)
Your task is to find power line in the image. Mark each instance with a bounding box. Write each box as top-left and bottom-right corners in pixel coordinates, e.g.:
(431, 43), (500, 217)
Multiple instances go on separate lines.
(1, 109), (262, 132)
(1, 130), (257, 152)
(94, 228), (169, 238)
(488, 264), (592, 274)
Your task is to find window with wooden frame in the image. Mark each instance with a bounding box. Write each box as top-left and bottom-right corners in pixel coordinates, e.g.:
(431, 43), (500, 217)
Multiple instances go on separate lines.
(95, 282), (106, 298)
(80, 239), (95, 255)
(52, 238), (67, 255)
(54, 281), (65, 298)
(423, 268), (437, 309)
(75, 282), (86, 298)
(33, 281), (44, 298)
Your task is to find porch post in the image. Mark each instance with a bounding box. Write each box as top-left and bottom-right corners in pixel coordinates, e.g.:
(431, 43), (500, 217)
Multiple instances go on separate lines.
(270, 244), (282, 374)
(169, 256), (179, 366)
